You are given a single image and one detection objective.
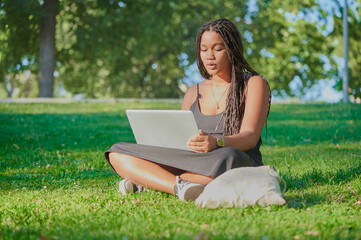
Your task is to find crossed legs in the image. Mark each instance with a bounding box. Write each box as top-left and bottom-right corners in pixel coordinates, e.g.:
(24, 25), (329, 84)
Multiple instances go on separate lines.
(108, 152), (214, 194)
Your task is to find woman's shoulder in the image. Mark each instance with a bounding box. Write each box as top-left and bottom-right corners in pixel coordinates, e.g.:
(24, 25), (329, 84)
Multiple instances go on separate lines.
(185, 83), (198, 97)
(243, 72), (266, 82)
(244, 73), (269, 88)
(186, 80), (208, 95)
(245, 74), (270, 105)
(248, 74), (269, 88)
(181, 81), (203, 110)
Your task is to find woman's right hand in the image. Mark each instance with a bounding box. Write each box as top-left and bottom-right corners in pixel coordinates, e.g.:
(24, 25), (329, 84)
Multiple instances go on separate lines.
(187, 129), (218, 153)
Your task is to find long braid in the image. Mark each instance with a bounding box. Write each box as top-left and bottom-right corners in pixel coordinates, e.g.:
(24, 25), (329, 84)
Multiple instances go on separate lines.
(195, 19), (270, 136)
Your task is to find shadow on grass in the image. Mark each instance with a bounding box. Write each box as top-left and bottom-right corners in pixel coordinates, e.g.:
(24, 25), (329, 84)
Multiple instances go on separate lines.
(0, 113), (134, 151)
(2, 109), (360, 152)
(285, 192), (327, 208)
(281, 162), (361, 208)
(281, 162), (361, 191)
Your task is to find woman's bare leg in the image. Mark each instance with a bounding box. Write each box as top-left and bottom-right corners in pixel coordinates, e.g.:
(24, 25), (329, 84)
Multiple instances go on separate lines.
(109, 152), (183, 194)
(109, 152), (214, 195)
(180, 172), (214, 185)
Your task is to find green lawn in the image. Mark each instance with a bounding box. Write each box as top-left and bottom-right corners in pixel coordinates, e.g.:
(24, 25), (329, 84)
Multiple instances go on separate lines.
(0, 101), (360, 240)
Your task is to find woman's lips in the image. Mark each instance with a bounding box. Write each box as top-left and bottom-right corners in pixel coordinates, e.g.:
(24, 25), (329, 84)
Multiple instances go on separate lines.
(206, 64), (217, 70)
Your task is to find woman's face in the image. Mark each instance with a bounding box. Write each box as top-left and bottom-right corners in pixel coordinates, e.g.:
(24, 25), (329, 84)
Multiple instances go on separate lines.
(200, 30), (231, 78)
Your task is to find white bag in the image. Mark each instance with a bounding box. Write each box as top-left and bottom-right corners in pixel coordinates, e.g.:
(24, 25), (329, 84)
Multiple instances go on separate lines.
(195, 165), (286, 208)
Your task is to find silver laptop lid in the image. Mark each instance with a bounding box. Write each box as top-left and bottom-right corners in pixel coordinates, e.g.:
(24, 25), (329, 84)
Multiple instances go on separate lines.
(126, 110), (199, 151)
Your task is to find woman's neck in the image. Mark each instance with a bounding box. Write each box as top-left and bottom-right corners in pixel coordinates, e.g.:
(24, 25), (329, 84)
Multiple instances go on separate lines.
(209, 74), (231, 86)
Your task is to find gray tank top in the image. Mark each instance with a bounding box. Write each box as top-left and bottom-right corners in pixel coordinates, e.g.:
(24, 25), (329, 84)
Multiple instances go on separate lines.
(190, 83), (224, 138)
(189, 74), (262, 162)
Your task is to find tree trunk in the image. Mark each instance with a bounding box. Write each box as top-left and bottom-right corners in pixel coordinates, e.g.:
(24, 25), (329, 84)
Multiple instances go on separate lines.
(38, 0), (58, 98)
(4, 74), (14, 98)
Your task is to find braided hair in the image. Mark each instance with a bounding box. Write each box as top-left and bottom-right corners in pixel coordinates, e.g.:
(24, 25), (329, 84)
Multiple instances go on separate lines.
(195, 18), (270, 136)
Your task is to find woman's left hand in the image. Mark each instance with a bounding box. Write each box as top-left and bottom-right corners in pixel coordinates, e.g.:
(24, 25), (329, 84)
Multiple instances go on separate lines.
(187, 129), (218, 153)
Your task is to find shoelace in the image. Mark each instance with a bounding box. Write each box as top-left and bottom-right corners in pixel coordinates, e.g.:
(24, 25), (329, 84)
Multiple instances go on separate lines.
(175, 176), (180, 188)
(175, 176), (180, 195)
(136, 185), (145, 194)
(175, 176), (190, 195)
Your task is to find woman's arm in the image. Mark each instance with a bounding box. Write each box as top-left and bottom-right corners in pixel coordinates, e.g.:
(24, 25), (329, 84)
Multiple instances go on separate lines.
(224, 75), (270, 150)
(187, 76), (270, 153)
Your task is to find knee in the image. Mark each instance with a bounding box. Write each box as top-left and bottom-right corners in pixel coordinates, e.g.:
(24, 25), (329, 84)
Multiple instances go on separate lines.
(109, 152), (148, 171)
(109, 152), (133, 169)
(109, 152), (121, 165)
(108, 152), (141, 179)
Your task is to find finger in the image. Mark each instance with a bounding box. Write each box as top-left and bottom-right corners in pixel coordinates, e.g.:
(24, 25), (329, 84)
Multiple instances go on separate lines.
(187, 142), (211, 152)
(189, 146), (206, 153)
(194, 146), (211, 153)
(189, 136), (207, 142)
(187, 141), (204, 147)
(199, 129), (208, 136)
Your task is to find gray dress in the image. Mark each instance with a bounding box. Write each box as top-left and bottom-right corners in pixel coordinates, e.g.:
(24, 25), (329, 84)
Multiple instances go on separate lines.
(105, 79), (263, 178)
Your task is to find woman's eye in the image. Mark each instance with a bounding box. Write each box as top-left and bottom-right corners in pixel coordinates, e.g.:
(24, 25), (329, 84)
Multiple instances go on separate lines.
(215, 49), (223, 51)
(201, 49), (207, 52)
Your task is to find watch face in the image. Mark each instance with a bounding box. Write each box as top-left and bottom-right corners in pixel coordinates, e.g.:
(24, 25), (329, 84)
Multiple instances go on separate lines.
(217, 137), (224, 147)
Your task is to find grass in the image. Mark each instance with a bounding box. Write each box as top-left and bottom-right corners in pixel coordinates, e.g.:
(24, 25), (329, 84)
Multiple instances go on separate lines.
(0, 101), (360, 239)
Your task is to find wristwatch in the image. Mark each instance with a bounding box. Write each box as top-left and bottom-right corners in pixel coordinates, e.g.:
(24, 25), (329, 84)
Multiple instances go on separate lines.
(216, 136), (225, 147)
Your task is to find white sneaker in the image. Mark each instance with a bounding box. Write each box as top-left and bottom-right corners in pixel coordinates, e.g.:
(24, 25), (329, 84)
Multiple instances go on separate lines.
(174, 176), (205, 201)
(118, 179), (146, 195)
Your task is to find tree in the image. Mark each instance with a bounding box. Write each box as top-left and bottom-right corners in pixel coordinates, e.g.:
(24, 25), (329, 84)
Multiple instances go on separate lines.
(55, 0), (353, 99)
(38, 0), (58, 97)
(1, 0), (59, 98)
(255, 0), (361, 100)
(1, 0), (360, 100)
(328, 0), (361, 99)
(56, 0), (214, 98)
(240, 0), (338, 97)
(0, 0), (41, 97)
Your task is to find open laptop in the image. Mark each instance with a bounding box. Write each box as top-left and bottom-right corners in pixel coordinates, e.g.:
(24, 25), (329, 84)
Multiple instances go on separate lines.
(126, 109), (199, 151)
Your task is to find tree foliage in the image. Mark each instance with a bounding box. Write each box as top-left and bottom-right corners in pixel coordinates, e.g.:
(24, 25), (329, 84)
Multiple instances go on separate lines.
(243, 0), (333, 96)
(327, 0), (361, 99)
(0, 0), (41, 97)
(0, 0), (360, 99)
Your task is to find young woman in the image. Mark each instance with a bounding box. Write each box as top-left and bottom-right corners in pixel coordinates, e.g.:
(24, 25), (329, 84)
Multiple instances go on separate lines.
(105, 18), (271, 201)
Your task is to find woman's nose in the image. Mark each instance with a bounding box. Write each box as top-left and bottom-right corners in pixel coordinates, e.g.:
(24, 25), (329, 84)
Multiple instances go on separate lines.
(206, 50), (215, 59)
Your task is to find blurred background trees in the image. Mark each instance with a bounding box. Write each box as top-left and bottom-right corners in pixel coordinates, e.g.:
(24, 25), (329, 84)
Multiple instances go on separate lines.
(0, 0), (360, 100)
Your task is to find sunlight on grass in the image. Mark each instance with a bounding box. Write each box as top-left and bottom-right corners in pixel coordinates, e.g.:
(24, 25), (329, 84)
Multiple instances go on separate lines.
(1, 102), (360, 239)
